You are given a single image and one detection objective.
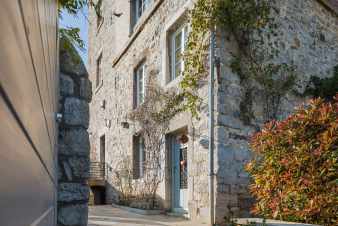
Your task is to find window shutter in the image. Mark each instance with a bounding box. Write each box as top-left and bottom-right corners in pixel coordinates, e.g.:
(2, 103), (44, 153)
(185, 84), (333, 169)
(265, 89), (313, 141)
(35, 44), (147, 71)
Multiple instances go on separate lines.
(133, 72), (137, 109)
(141, 137), (146, 177)
(133, 136), (140, 179)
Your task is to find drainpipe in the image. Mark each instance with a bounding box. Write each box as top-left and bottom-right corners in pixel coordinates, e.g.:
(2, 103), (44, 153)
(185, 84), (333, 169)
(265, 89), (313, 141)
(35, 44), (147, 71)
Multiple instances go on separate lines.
(208, 28), (216, 226)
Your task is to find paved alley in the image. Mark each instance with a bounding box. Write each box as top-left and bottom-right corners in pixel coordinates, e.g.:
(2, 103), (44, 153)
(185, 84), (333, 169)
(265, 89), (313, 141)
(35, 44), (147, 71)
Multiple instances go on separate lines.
(88, 205), (208, 226)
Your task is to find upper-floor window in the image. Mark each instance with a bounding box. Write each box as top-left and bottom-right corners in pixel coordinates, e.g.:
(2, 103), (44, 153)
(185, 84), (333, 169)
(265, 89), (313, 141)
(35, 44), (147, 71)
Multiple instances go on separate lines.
(169, 25), (188, 82)
(134, 62), (146, 107)
(96, 53), (103, 87)
(131, 0), (152, 29)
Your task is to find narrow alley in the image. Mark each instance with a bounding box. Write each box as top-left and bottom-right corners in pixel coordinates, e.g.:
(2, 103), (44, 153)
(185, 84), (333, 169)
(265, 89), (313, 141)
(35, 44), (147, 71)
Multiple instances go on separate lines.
(88, 206), (208, 226)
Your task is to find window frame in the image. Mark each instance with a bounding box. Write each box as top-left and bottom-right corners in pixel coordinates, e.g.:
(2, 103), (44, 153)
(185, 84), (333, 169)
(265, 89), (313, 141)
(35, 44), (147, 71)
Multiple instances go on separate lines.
(170, 24), (188, 82)
(134, 62), (146, 108)
(96, 53), (103, 88)
(132, 0), (152, 29)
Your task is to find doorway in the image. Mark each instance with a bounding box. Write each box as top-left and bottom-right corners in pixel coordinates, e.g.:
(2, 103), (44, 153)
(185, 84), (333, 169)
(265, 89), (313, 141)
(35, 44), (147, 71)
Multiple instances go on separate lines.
(170, 134), (188, 213)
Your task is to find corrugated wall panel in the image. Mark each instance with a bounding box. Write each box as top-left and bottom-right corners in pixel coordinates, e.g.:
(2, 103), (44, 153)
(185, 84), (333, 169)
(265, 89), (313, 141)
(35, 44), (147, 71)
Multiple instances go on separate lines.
(0, 0), (58, 225)
(0, 96), (55, 226)
(0, 0), (55, 176)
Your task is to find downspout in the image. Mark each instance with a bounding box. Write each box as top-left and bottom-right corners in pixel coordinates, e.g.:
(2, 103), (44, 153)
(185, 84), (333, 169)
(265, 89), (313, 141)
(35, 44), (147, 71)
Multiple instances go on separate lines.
(209, 28), (216, 226)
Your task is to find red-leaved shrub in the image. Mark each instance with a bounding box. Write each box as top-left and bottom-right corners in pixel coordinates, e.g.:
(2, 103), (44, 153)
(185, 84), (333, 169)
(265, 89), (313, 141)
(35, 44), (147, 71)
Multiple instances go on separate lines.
(246, 94), (338, 225)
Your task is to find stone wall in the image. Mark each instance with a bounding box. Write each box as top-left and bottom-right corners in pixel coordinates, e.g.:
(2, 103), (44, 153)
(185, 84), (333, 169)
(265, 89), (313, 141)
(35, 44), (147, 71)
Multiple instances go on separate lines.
(214, 0), (338, 223)
(57, 39), (92, 226)
(88, 0), (211, 220)
(88, 0), (338, 224)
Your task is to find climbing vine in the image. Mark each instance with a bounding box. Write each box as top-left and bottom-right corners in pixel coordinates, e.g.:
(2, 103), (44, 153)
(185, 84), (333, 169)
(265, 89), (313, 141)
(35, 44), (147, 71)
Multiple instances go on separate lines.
(176, 0), (297, 122)
(127, 73), (182, 208)
(305, 65), (338, 101)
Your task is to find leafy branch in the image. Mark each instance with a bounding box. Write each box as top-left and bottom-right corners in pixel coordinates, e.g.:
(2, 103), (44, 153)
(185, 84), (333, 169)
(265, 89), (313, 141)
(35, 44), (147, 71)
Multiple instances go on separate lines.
(168, 0), (297, 123)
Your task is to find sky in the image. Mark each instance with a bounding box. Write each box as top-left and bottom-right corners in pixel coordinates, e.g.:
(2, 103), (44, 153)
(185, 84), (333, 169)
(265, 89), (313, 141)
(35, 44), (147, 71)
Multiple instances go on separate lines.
(60, 6), (89, 64)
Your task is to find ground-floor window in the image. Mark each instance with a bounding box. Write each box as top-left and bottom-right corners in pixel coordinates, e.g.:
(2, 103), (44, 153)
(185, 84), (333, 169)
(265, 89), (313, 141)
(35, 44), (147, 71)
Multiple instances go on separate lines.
(133, 135), (145, 179)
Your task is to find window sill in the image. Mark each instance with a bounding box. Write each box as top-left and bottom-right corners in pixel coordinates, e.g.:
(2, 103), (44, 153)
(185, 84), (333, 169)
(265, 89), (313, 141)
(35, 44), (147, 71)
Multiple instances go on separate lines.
(164, 75), (183, 91)
(112, 0), (164, 67)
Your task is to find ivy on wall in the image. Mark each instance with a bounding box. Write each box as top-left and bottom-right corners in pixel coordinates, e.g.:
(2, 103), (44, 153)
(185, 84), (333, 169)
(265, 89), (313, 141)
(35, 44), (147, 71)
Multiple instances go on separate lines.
(170, 0), (297, 122)
(305, 65), (338, 101)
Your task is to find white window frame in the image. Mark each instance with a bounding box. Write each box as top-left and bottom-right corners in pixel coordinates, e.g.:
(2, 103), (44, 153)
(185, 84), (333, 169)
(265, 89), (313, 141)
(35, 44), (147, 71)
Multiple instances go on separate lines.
(170, 24), (188, 81)
(135, 63), (146, 107)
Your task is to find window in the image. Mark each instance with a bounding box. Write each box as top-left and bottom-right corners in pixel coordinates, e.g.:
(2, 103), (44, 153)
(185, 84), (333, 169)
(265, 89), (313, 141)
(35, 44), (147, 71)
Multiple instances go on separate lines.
(96, 0), (103, 30)
(96, 53), (102, 87)
(133, 135), (145, 179)
(131, 0), (152, 29)
(169, 25), (188, 81)
(134, 62), (146, 107)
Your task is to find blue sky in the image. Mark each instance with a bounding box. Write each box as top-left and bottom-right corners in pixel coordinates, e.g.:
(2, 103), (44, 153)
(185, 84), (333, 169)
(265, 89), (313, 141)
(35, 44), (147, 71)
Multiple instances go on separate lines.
(60, 6), (89, 64)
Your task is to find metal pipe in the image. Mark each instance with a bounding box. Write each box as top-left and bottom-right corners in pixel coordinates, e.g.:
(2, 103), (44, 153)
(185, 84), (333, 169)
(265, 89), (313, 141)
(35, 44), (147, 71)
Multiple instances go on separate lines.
(208, 28), (216, 226)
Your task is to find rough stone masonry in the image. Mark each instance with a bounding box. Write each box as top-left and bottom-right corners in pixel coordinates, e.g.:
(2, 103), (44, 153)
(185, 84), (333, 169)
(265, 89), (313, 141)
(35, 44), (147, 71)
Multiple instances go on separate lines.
(88, 0), (338, 225)
(57, 39), (92, 226)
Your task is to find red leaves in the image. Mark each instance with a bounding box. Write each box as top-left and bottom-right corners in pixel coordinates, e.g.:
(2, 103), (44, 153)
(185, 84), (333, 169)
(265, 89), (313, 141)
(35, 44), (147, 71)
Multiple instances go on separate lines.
(246, 93), (338, 225)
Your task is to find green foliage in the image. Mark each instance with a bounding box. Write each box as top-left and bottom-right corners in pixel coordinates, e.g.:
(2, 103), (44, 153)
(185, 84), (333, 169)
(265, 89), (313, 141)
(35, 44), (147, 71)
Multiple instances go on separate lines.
(59, 27), (85, 52)
(174, 0), (296, 121)
(58, 0), (101, 16)
(58, 0), (101, 52)
(305, 65), (338, 101)
(246, 94), (338, 225)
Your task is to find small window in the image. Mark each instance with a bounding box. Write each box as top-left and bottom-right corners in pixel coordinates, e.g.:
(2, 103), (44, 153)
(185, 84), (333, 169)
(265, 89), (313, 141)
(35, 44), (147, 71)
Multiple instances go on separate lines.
(131, 0), (152, 29)
(96, 53), (103, 87)
(169, 25), (188, 82)
(133, 135), (145, 179)
(96, 0), (103, 30)
(134, 62), (146, 107)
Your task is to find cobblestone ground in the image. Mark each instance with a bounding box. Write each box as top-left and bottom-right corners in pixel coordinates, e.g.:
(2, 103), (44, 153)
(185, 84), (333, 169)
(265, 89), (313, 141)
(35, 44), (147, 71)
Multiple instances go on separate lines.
(89, 205), (209, 226)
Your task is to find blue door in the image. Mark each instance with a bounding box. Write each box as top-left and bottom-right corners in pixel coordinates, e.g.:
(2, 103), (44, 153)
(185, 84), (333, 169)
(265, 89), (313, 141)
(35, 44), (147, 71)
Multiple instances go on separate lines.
(171, 135), (188, 213)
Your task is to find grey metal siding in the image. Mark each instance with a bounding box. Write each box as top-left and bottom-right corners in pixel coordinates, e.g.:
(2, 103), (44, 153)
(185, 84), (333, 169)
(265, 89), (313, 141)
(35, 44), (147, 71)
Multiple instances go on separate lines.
(0, 0), (58, 225)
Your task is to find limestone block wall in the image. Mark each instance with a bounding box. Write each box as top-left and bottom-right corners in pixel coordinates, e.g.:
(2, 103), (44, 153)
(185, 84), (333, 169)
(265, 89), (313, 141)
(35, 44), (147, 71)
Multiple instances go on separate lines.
(57, 40), (92, 226)
(214, 0), (338, 222)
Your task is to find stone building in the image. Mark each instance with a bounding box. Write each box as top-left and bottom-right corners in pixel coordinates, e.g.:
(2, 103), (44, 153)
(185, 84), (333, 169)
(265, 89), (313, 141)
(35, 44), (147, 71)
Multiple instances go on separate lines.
(88, 0), (338, 224)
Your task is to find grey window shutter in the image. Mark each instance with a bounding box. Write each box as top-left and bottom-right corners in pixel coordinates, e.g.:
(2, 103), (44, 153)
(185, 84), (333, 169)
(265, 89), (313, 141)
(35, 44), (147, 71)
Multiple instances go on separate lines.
(133, 136), (140, 179)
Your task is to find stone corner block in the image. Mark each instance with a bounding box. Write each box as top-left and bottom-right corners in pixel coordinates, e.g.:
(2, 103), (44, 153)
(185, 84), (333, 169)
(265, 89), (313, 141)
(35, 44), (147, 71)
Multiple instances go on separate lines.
(64, 97), (89, 128)
(80, 78), (92, 101)
(58, 128), (90, 156)
(60, 73), (74, 96)
(58, 183), (89, 203)
(58, 204), (88, 226)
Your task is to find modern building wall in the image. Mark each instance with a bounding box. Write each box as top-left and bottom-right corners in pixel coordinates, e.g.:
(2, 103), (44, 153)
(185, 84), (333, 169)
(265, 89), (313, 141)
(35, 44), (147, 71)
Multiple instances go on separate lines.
(88, 0), (338, 224)
(0, 0), (58, 225)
